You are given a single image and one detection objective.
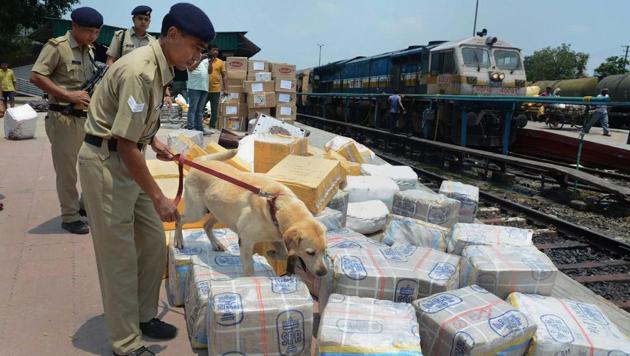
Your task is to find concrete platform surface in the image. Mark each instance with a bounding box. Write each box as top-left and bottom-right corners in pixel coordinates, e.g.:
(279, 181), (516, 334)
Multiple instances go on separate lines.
(525, 120), (630, 150)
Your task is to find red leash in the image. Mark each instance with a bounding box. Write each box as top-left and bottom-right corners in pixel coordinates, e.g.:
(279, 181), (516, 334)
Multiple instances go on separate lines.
(168, 153), (280, 226)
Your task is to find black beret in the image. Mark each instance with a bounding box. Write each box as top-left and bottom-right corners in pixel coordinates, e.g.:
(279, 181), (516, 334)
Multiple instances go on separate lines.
(132, 5), (152, 16)
(163, 3), (215, 43)
(70, 7), (103, 28)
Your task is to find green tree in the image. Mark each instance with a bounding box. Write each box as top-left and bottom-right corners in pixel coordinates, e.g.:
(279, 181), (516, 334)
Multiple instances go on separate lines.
(524, 43), (589, 82)
(0, 0), (78, 63)
(594, 56), (629, 77)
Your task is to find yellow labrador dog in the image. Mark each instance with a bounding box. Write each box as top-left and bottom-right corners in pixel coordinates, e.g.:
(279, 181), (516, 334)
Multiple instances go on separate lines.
(173, 150), (328, 277)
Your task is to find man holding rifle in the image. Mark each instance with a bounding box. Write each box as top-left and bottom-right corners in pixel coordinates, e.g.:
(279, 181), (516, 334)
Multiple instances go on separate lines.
(31, 7), (103, 234)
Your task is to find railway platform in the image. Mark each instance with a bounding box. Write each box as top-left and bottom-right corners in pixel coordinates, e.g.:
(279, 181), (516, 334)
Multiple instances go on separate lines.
(513, 121), (630, 172)
(0, 113), (628, 355)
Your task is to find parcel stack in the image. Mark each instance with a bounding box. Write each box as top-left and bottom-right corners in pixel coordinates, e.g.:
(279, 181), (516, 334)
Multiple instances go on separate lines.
(221, 57), (298, 131)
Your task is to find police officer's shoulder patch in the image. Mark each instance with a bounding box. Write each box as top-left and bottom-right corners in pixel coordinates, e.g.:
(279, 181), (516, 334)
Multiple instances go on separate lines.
(48, 36), (67, 46)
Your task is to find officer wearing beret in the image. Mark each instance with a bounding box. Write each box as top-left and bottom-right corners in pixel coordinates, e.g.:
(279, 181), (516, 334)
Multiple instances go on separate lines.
(78, 3), (214, 355)
(31, 7), (102, 234)
(106, 5), (156, 65)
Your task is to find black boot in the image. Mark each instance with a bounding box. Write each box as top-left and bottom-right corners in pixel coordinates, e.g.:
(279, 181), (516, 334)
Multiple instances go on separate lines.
(61, 220), (89, 234)
(140, 318), (177, 340)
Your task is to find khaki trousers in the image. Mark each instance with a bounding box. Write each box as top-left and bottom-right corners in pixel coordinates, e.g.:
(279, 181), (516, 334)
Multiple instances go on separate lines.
(45, 111), (85, 223)
(78, 142), (166, 354)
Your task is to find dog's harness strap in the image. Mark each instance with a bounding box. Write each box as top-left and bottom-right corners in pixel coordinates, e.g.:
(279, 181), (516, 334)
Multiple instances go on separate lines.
(169, 153), (280, 226)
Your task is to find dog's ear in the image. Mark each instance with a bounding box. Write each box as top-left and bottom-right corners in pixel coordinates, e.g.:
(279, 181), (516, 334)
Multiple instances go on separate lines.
(282, 227), (302, 257)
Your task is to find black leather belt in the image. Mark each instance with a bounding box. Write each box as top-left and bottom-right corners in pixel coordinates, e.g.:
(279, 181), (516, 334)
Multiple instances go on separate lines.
(48, 103), (88, 118)
(84, 134), (145, 152)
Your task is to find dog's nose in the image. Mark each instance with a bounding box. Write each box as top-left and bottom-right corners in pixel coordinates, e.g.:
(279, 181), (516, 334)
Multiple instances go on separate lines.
(316, 269), (328, 277)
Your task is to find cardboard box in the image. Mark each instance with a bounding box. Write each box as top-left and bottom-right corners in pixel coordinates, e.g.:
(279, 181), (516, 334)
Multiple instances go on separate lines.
(275, 78), (297, 93)
(223, 117), (246, 131)
(267, 155), (343, 214)
(207, 276), (313, 355)
(219, 102), (247, 117)
(446, 223), (534, 255)
(392, 190), (461, 228)
(225, 56), (248, 72)
(247, 59), (270, 74)
(247, 92), (276, 108)
(414, 286), (536, 356)
(276, 92), (297, 104)
(382, 214), (449, 251)
(166, 229), (213, 307)
(253, 134), (308, 173)
(330, 242), (460, 301)
(254, 71), (272, 81)
(461, 245), (558, 298)
(226, 70), (246, 80)
(318, 295), (422, 356)
(271, 62), (297, 79)
(225, 57), (247, 80)
(274, 104), (297, 120)
(324, 150), (360, 177)
(508, 293), (630, 356)
(243, 80), (275, 94)
(224, 92), (246, 104)
(185, 255), (275, 349)
(247, 108), (271, 119)
(226, 78), (244, 93)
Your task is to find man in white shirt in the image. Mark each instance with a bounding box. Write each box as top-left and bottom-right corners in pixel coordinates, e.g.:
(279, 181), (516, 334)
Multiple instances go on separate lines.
(186, 51), (210, 133)
(583, 88), (611, 136)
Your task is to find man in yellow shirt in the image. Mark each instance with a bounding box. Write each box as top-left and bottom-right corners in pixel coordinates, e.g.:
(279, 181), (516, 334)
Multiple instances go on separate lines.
(0, 62), (17, 108)
(207, 44), (227, 129)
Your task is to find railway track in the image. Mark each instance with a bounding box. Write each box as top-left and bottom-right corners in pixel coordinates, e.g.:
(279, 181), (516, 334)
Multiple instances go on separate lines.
(298, 113), (630, 310)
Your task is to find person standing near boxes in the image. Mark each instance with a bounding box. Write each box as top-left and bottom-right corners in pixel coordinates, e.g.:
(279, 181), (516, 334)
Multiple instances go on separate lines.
(105, 6), (155, 66)
(77, 4), (215, 355)
(207, 44), (227, 130)
(30, 7), (102, 235)
(186, 50), (211, 134)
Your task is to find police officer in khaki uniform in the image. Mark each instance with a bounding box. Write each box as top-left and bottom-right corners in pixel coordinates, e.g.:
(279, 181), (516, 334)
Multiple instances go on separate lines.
(105, 5), (155, 66)
(31, 7), (102, 235)
(78, 3), (214, 355)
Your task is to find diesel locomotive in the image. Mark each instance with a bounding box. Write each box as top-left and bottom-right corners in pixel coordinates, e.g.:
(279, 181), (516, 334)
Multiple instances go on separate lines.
(298, 31), (529, 148)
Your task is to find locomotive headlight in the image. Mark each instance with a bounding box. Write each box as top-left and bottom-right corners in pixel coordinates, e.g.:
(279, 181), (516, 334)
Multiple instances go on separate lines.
(491, 73), (500, 80)
(499, 73), (505, 80)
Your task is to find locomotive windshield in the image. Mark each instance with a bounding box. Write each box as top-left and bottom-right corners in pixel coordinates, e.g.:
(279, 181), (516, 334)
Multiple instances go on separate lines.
(494, 50), (521, 71)
(461, 47), (490, 69)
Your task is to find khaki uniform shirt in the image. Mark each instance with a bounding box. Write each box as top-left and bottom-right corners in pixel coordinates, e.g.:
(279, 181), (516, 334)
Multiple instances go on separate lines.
(86, 40), (173, 145)
(106, 28), (155, 60)
(31, 31), (95, 105)
(209, 58), (225, 93)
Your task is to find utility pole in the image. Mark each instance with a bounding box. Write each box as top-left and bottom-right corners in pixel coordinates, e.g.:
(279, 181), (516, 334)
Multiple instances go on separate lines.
(317, 43), (325, 67)
(623, 45), (630, 72)
(472, 0), (479, 36)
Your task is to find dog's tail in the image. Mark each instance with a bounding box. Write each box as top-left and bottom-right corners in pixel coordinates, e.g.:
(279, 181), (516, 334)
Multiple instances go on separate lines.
(194, 149), (238, 163)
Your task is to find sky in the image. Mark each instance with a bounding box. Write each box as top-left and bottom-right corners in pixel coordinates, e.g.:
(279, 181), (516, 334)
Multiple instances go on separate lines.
(69, 0), (629, 75)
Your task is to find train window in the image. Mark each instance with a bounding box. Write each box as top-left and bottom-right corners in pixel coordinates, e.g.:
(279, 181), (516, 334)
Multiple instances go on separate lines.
(430, 50), (456, 75)
(494, 50), (521, 71)
(462, 47), (490, 69)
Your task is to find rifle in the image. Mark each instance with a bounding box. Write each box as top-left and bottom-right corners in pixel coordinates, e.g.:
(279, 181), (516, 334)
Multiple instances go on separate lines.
(62, 64), (109, 115)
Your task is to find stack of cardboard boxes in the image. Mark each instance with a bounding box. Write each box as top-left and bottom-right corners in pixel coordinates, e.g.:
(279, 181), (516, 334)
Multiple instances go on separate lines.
(220, 57), (298, 131)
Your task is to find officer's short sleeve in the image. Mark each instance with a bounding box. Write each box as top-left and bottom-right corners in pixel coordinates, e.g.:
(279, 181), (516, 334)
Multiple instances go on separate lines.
(106, 32), (121, 59)
(32, 43), (60, 76)
(111, 73), (150, 143)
